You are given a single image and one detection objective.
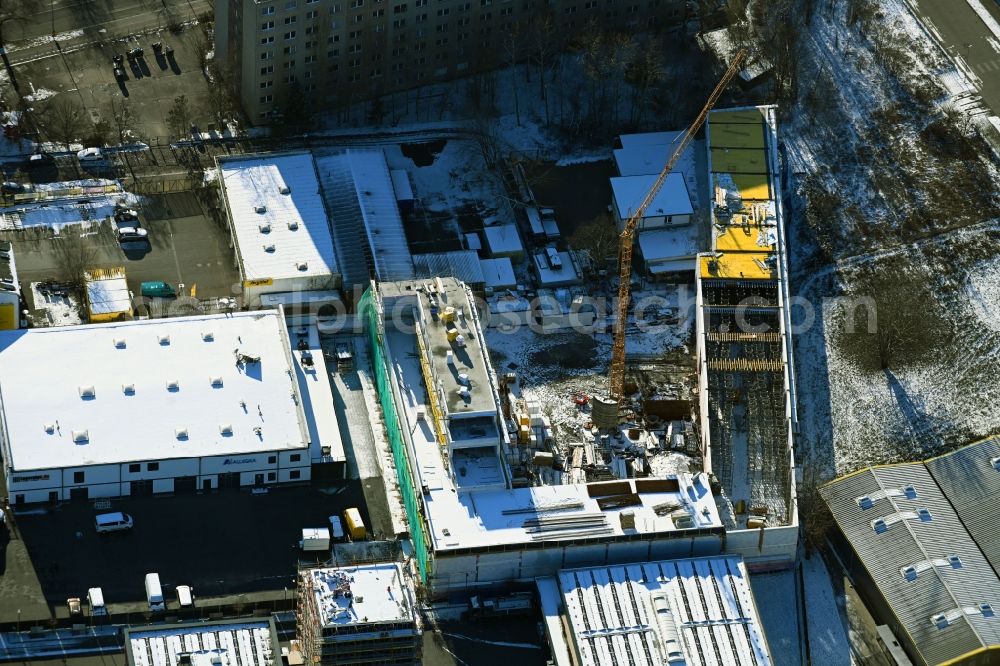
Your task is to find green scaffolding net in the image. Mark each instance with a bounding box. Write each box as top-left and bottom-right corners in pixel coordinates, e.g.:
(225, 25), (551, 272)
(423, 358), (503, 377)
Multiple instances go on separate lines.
(358, 288), (431, 583)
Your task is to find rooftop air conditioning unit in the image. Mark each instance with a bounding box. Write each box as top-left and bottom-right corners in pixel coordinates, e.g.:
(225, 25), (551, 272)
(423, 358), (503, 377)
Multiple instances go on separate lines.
(279, 185), (291, 195)
(287, 220), (299, 230)
(210, 376), (224, 387)
(122, 383), (135, 395)
(259, 222), (271, 233)
(78, 385), (96, 399)
(72, 429), (89, 443)
(202, 331), (214, 341)
(263, 243), (276, 253)
(175, 427), (189, 439)
(113, 337), (126, 349)
(255, 204), (267, 214)
(296, 260), (308, 271)
(166, 379), (180, 391)
(416, 407), (426, 421)
(44, 423), (55, 434)
(219, 423), (233, 436)
(158, 334), (171, 345)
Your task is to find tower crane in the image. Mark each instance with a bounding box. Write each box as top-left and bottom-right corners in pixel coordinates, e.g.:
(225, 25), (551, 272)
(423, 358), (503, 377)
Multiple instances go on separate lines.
(607, 49), (747, 405)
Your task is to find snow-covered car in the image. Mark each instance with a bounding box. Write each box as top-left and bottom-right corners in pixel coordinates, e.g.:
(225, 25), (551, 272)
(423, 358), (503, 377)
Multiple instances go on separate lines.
(115, 207), (140, 222)
(117, 227), (148, 242)
(77, 147), (104, 162)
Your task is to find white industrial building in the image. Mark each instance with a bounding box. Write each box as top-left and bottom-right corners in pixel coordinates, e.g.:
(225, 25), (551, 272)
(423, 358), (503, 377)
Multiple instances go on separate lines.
(537, 556), (773, 666)
(296, 562), (421, 664)
(219, 152), (342, 307)
(372, 278), (726, 596)
(0, 311), (314, 504)
(610, 173), (694, 231)
(126, 619), (281, 666)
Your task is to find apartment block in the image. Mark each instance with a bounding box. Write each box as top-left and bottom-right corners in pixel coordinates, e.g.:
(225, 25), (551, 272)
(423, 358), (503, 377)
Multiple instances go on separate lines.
(216, 0), (686, 123)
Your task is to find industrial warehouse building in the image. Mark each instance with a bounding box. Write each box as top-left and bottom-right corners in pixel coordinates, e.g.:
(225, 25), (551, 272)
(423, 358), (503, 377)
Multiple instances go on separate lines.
(537, 556), (773, 666)
(219, 152), (343, 309)
(126, 618), (281, 666)
(821, 438), (1000, 666)
(0, 310), (314, 504)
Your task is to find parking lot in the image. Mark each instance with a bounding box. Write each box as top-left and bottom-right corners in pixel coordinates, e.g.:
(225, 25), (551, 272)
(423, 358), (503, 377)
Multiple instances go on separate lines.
(0, 482), (370, 612)
(3, 191), (241, 314)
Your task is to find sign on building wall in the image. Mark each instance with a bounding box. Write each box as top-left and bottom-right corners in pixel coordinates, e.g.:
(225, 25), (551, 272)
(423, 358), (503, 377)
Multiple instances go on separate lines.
(243, 278), (274, 287)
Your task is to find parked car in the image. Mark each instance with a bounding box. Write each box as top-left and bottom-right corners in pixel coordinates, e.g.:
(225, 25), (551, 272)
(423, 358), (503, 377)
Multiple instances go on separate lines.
(25, 152), (55, 170)
(114, 207), (140, 222)
(1, 181), (30, 194)
(114, 66), (126, 81)
(127, 47), (143, 60)
(117, 227), (148, 242)
(113, 53), (124, 66)
(176, 585), (194, 608)
(77, 147), (103, 162)
(95, 511), (133, 534)
(141, 281), (176, 298)
(151, 42), (163, 54)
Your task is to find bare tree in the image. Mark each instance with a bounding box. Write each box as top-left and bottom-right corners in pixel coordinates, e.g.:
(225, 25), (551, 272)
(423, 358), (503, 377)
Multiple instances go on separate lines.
(53, 226), (98, 290)
(205, 62), (241, 131)
(108, 97), (140, 179)
(166, 95), (192, 140)
(0, 0), (42, 89)
(625, 38), (663, 127)
(39, 97), (88, 150)
(568, 213), (619, 273)
(500, 22), (523, 127)
(528, 13), (559, 126)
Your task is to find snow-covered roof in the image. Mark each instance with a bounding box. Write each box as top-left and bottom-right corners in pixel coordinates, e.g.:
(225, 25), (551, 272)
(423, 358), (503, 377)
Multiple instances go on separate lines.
(126, 620), (279, 666)
(533, 250), (581, 286)
(302, 563), (416, 628)
(288, 320), (346, 463)
(483, 223), (524, 256)
(85, 267), (131, 317)
(542, 557), (772, 666)
(610, 173), (693, 220)
(479, 257), (516, 289)
(220, 152), (338, 283)
(636, 227), (700, 263)
(413, 250), (485, 286)
(0, 311), (308, 471)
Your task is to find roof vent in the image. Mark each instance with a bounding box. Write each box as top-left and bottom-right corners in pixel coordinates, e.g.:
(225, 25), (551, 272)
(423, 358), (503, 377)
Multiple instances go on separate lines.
(259, 222), (271, 233)
(279, 185), (291, 195)
(296, 260), (308, 271)
(948, 554), (963, 569)
(219, 423), (234, 436)
(918, 508), (933, 522)
(158, 334), (171, 345)
(202, 331), (215, 341)
(113, 337), (126, 349)
(992, 456), (1000, 472)
(122, 383), (135, 395)
(79, 385), (96, 399)
(44, 423), (55, 434)
(932, 613), (950, 629)
(981, 603), (994, 618)
(903, 485), (918, 499)
(255, 204), (267, 214)
(901, 566), (918, 582)
(166, 379), (180, 391)
(72, 429), (89, 443)
(857, 495), (874, 510)
(210, 375), (224, 387)
(872, 518), (888, 534)
(287, 220), (298, 230)
(175, 427), (189, 440)
(263, 243), (276, 253)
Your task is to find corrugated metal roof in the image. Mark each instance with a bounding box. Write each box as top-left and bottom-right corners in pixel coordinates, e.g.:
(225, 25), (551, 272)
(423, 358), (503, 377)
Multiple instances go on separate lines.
(556, 556), (771, 666)
(412, 250), (484, 286)
(821, 466), (1000, 664)
(925, 437), (1000, 578)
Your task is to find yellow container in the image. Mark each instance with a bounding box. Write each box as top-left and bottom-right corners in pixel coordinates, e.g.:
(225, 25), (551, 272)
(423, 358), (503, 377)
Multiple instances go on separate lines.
(343, 507), (367, 541)
(446, 328), (460, 342)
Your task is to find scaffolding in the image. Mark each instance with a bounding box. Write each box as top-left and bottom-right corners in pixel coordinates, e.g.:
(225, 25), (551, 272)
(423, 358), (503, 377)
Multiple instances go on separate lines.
(358, 288), (431, 584)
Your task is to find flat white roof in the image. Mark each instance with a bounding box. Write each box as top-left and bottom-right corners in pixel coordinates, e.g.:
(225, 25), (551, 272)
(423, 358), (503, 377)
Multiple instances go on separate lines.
(220, 153), (338, 282)
(610, 173), (693, 220)
(636, 226), (699, 263)
(383, 325), (722, 552)
(127, 621), (278, 666)
(483, 223), (524, 256)
(479, 257), (516, 289)
(304, 563), (416, 628)
(85, 271), (131, 316)
(0, 311), (308, 471)
(543, 557), (772, 666)
(614, 135), (692, 177)
(288, 321), (346, 463)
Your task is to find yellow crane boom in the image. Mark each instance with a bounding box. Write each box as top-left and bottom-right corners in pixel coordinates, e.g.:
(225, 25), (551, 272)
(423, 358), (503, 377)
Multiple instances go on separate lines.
(608, 49), (747, 402)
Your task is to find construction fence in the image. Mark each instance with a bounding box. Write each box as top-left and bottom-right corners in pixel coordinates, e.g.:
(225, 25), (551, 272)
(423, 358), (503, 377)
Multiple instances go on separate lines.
(358, 287), (431, 584)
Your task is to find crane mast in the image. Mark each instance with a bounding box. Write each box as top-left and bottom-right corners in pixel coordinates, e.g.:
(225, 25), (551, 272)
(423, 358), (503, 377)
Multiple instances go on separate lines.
(607, 49), (747, 404)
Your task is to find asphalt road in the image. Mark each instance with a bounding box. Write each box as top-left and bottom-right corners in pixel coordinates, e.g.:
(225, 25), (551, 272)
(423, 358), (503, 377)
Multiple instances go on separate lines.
(914, 0), (1000, 115)
(5, 0), (211, 48)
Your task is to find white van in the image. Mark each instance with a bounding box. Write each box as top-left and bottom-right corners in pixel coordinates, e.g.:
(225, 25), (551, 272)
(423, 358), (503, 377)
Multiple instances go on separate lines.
(145, 573), (165, 612)
(95, 512), (133, 534)
(87, 587), (108, 617)
(328, 515), (345, 542)
(176, 585), (194, 608)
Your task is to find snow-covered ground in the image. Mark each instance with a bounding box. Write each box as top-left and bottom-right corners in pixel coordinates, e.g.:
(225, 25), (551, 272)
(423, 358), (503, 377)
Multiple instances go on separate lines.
(0, 187), (138, 231)
(28, 282), (82, 327)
